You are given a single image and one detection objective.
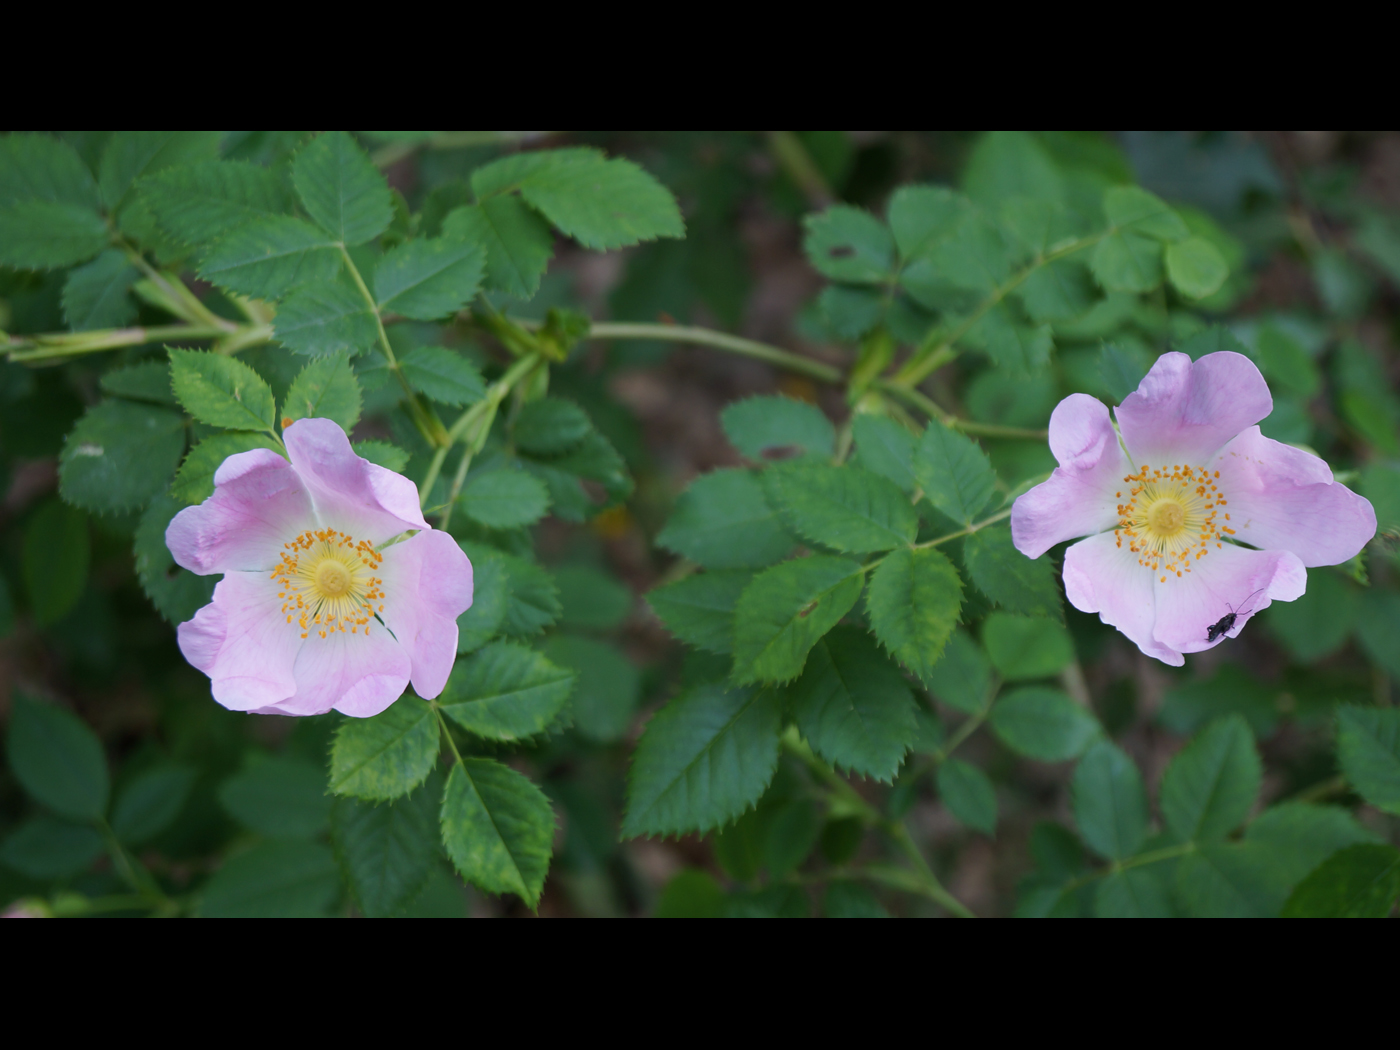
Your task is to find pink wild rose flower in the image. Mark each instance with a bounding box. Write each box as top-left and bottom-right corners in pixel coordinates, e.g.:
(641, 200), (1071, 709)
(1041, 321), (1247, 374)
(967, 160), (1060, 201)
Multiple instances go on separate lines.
(1011, 350), (1376, 666)
(166, 418), (473, 716)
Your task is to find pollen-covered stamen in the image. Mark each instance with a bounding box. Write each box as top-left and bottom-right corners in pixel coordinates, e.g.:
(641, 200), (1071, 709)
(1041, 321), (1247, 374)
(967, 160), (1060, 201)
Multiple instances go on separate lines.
(270, 529), (386, 640)
(1114, 464), (1232, 582)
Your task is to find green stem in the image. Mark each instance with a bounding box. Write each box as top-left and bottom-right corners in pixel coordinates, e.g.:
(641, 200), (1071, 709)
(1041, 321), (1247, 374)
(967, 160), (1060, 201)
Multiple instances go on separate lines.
(782, 733), (974, 917)
(767, 131), (835, 208)
(5, 324), (244, 363)
(439, 446), (476, 531)
(893, 231), (1108, 387)
(97, 819), (167, 904)
(584, 322), (843, 384)
(1062, 842), (1198, 892)
(419, 353), (541, 507)
(912, 507), (1013, 550)
(338, 245), (449, 449)
(433, 704), (467, 768)
(876, 381), (1049, 439)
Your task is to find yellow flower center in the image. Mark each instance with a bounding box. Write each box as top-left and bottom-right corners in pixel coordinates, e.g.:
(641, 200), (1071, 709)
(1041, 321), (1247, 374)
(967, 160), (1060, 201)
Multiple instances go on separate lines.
(1115, 464), (1236, 582)
(271, 529), (385, 640)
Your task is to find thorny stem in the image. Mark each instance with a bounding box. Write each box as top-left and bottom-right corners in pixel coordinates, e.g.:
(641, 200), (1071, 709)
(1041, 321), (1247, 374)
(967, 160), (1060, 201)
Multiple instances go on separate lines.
(782, 733), (975, 917)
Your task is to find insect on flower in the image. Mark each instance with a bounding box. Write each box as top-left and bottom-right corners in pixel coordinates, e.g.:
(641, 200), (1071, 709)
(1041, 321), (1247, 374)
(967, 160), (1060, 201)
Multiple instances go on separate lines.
(1010, 350), (1376, 666)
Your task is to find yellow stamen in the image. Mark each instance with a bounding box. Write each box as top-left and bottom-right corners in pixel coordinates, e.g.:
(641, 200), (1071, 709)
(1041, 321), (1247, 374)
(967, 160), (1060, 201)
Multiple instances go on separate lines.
(271, 528), (385, 640)
(1114, 463), (1227, 580)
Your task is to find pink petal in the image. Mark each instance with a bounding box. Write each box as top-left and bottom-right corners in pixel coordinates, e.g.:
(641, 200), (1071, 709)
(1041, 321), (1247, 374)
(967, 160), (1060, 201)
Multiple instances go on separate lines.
(283, 418), (427, 542)
(1012, 394), (1130, 559)
(403, 530), (472, 698)
(1063, 532), (1183, 666)
(1212, 426), (1377, 567)
(196, 573), (304, 712)
(166, 449), (314, 574)
(1150, 542), (1305, 655)
(282, 627), (412, 718)
(176, 600), (226, 674)
(1116, 351), (1272, 466)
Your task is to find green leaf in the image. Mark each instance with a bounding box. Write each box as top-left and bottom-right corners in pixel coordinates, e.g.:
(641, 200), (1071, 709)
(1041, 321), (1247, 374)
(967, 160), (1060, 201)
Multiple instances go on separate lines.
(1158, 663), (1279, 739)
(513, 397), (592, 456)
(990, 687), (1100, 762)
(498, 554), (561, 638)
(802, 205), (895, 284)
(219, 757), (332, 839)
(329, 695), (440, 800)
(372, 236), (485, 320)
(937, 758), (997, 834)
(1091, 230), (1163, 292)
(983, 613), (1073, 680)
(969, 304), (1053, 375)
(823, 880), (890, 918)
(6, 695), (109, 821)
(1178, 803), (1376, 917)
(353, 440), (409, 473)
(470, 148), (604, 198)
(790, 626), (918, 781)
(171, 432), (282, 505)
(1336, 706), (1400, 815)
(274, 274), (380, 357)
(168, 347), (277, 431)
(456, 547), (507, 653)
(523, 429), (632, 521)
(399, 346), (486, 407)
(1281, 844), (1400, 918)
(732, 556), (865, 685)
(963, 131), (1065, 209)
(442, 198), (554, 300)
(721, 395), (834, 461)
(851, 414), (918, 492)
(648, 570), (752, 654)
(441, 758), (555, 906)
(517, 154), (684, 250)
(921, 627), (991, 714)
(1095, 868), (1173, 918)
(865, 547), (964, 682)
(818, 284), (883, 338)
(196, 215), (341, 300)
(912, 422), (996, 525)
(1017, 258), (1096, 322)
(282, 352), (362, 431)
(0, 132), (100, 209)
(963, 524), (1061, 620)
(542, 634), (641, 743)
(554, 564), (631, 631)
(100, 361), (178, 407)
(59, 400), (185, 514)
(1159, 715), (1261, 843)
(458, 469), (550, 530)
(886, 184), (966, 261)
(62, 250), (138, 330)
(23, 499), (89, 627)
(1165, 236), (1229, 299)
(0, 815), (104, 879)
(656, 468), (794, 570)
(764, 461), (917, 554)
(0, 200), (110, 269)
(199, 840), (339, 917)
(655, 869), (727, 918)
(97, 130), (220, 213)
(1099, 342), (1150, 403)
(622, 683), (782, 837)
(1072, 740), (1148, 860)
(110, 765), (195, 845)
(1103, 186), (1189, 241)
(138, 160), (295, 244)
(439, 641), (574, 741)
(291, 131), (392, 245)
(331, 775), (441, 917)
(134, 492), (216, 623)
